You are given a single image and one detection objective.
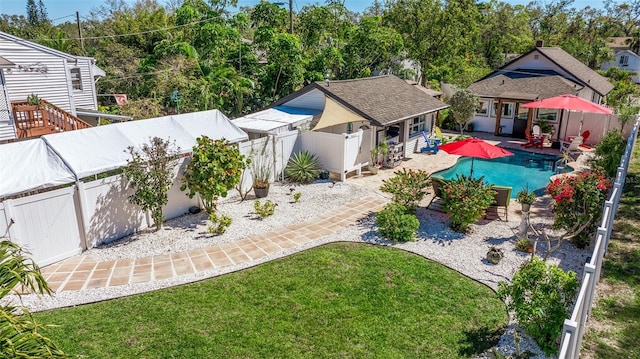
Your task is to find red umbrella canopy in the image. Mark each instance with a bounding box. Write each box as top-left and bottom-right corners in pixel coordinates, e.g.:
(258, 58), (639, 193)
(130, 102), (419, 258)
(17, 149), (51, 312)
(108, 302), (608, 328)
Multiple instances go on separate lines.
(437, 138), (514, 159)
(521, 94), (613, 114)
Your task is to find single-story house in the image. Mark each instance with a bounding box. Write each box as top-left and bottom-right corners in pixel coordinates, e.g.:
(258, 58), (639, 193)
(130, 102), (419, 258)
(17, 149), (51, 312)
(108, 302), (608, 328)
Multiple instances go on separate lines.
(468, 42), (614, 139)
(270, 75), (449, 159)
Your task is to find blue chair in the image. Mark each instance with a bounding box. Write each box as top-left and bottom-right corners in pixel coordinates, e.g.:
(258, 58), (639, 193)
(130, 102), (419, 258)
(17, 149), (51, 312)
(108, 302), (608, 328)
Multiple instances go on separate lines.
(421, 132), (439, 154)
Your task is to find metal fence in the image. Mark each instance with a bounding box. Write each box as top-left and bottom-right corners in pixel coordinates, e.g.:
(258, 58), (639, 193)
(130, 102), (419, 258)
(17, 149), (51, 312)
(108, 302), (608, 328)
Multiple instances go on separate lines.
(558, 116), (640, 358)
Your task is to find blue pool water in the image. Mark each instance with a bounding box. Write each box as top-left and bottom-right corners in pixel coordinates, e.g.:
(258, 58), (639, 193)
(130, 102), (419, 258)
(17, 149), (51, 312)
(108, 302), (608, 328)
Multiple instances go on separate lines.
(433, 149), (568, 197)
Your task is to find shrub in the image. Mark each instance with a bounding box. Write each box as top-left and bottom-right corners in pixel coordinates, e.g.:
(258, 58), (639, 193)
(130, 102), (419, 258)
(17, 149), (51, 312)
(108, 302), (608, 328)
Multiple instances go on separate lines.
(497, 257), (579, 355)
(123, 137), (180, 231)
(591, 129), (626, 178)
(254, 199), (276, 218)
(375, 203), (419, 242)
(441, 175), (495, 232)
(379, 168), (431, 211)
(515, 237), (532, 252)
(0, 239), (66, 358)
(546, 170), (612, 248)
(182, 137), (249, 213)
(293, 191), (302, 202)
(208, 212), (232, 235)
(285, 151), (321, 183)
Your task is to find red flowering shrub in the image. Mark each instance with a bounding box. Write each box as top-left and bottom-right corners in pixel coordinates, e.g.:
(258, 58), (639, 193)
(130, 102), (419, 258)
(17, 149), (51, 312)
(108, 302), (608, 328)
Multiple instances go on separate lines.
(441, 174), (496, 232)
(546, 170), (612, 247)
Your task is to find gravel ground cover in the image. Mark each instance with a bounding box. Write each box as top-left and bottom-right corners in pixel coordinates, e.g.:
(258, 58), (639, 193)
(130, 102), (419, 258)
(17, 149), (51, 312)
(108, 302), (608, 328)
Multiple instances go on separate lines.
(20, 180), (591, 358)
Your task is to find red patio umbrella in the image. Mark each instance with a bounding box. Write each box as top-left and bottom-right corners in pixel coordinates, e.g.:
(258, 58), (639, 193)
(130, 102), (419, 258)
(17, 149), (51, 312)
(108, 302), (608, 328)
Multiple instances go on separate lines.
(437, 138), (514, 177)
(521, 94), (613, 140)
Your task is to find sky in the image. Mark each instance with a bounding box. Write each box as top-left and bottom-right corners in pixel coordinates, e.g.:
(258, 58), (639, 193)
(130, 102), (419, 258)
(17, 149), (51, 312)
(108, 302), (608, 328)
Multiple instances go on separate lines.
(0, 0), (602, 23)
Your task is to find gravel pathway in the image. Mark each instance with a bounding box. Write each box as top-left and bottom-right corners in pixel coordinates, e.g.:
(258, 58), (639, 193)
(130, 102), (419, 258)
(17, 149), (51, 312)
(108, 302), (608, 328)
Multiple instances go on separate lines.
(18, 180), (591, 359)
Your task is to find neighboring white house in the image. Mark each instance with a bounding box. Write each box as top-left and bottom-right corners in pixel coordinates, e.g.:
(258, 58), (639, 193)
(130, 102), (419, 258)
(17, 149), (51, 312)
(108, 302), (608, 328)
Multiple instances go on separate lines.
(601, 50), (640, 84)
(468, 42), (614, 139)
(0, 31), (128, 142)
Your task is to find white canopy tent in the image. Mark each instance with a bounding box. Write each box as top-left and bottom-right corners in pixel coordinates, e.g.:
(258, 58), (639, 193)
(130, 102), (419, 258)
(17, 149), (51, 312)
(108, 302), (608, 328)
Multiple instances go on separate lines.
(0, 140), (76, 198)
(1, 110), (248, 197)
(232, 106), (319, 135)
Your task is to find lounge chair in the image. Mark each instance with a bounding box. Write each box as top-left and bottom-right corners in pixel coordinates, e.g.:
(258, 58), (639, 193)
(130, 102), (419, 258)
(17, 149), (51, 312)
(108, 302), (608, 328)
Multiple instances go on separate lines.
(522, 129), (543, 148)
(560, 135), (583, 157)
(421, 131), (439, 154)
(489, 186), (512, 221)
(431, 126), (444, 142)
(427, 177), (446, 211)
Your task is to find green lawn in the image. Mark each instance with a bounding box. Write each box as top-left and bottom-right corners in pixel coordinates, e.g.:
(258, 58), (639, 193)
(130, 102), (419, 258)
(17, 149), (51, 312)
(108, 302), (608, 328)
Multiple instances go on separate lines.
(35, 242), (507, 358)
(582, 142), (640, 358)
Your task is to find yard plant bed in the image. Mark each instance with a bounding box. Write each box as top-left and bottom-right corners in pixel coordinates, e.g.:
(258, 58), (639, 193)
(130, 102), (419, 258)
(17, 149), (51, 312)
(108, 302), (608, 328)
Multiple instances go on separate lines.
(582, 143), (640, 358)
(35, 242), (507, 358)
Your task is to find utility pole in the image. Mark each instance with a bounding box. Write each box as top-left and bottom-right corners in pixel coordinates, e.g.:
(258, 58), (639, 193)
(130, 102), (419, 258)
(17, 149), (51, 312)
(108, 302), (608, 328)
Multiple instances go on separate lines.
(76, 11), (85, 53)
(288, 0), (293, 34)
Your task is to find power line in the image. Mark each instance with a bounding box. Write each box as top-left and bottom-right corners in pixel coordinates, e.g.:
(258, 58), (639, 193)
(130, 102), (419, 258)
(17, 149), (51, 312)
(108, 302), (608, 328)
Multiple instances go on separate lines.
(34, 17), (218, 41)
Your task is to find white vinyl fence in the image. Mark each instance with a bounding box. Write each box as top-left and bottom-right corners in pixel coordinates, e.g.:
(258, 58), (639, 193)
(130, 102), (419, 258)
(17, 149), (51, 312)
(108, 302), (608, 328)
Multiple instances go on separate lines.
(558, 116), (640, 358)
(1, 186), (84, 266)
(298, 129), (371, 181)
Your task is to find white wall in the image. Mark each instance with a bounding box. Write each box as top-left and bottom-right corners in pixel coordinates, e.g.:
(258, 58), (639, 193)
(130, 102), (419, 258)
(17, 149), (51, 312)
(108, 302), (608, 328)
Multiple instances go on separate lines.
(69, 57), (99, 112)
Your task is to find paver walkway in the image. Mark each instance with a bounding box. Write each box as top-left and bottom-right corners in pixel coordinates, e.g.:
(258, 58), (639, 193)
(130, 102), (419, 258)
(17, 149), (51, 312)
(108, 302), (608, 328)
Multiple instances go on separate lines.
(41, 197), (388, 293)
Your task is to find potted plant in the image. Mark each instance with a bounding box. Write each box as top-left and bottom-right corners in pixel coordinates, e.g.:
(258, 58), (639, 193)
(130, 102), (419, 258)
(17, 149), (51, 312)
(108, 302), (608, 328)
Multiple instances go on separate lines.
(26, 93), (42, 107)
(516, 237), (534, 253)
(252, 154), (271, 198)
(516, 187), (536, 212)
(369, 142), (389, 175)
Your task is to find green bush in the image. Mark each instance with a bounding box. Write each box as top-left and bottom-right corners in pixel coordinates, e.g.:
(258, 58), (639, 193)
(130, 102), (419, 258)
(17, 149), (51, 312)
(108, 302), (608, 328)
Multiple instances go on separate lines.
(181, 136), (250, 213)
(441, 175), (495, 232)
(254, 200), (276, 219)
(293, 191), (302, 202)
(375, 203), (419, 242)
(208, 212), (232, 235)
(285, 151), (321, 183)
(591, 129), (626, 178)
(497, 257), (579, 355)
(379, 168), (431, 211)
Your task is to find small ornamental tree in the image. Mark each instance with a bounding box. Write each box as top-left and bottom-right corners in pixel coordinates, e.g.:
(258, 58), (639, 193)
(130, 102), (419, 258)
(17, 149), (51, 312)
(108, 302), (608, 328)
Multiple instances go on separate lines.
(449, 89), (479, 136)
(123, 137), (180, 231)
(0, 239), (66, 358)
(441, 174), (495, 232)
(379, 168), (431, 212)
(546, 170), (612, 248)
(591, 129), (626, 179)
(498, 257), (579, 355)
(181, 136), (249, 213)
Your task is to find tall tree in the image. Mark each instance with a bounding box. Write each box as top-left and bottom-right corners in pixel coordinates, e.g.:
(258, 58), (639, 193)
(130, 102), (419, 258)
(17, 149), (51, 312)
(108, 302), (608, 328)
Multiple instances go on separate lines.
(384, 0), (481, 85)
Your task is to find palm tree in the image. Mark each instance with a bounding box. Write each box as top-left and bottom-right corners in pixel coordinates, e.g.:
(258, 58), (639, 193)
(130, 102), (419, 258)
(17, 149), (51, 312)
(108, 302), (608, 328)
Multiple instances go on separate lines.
(0, 239), (66, 358)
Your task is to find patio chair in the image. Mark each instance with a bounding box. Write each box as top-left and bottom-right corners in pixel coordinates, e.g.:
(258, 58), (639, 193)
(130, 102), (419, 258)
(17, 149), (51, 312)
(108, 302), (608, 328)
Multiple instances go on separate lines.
(430, 126), (444, 141)
(522, 129), (543, 148)
(560, 135), (583, 157)
(421, 131), (439, 154)
(488, 186), (512, 221)
(579, 130), (591, 149)
(532, 125), (542, 138)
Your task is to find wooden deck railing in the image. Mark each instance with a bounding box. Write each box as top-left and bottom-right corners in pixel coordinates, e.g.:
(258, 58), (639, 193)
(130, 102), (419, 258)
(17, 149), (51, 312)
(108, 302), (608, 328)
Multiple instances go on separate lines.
(11, 99), (91, 138)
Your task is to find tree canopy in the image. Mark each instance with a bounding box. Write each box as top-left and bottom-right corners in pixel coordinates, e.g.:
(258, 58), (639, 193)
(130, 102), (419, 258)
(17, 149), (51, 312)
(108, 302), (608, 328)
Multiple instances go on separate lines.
(0, 0), (636, 118)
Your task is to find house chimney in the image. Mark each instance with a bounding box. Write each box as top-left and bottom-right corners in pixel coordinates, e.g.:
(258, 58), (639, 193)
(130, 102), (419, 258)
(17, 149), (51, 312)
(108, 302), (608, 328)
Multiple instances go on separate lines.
(535, 40), (544, 47)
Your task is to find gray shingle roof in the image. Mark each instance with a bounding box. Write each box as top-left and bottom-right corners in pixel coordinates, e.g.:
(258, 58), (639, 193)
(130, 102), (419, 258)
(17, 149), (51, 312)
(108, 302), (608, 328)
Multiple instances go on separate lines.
(272, 75), (449, 126)
(468, 74), (582, 100)
(536, 47), (614, 96)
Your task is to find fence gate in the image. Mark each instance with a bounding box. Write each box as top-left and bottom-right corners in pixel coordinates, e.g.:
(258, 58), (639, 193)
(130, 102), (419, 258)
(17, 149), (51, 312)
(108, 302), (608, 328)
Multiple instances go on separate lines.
(4, 186), (83, 266)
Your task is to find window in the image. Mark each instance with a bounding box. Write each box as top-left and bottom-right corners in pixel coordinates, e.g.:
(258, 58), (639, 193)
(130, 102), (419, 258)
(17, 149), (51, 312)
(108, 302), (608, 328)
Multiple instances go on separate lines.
(537, 109), (558, 122)
(477, 100), (489, 116)
(408, 115), (427, 137)
(491, 102), (513, 118)
(620, 55), (629, 66)
(70, 68), (82, 90)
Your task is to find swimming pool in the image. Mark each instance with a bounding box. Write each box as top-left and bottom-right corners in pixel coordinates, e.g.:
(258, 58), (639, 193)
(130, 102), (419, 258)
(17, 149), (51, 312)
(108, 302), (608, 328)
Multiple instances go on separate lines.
(432, 149), (568, 197)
